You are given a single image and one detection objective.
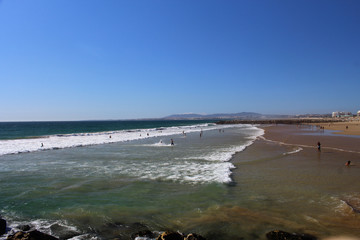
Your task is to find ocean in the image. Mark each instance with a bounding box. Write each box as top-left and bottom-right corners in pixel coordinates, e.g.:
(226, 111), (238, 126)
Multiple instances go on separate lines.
(0, 120), (265, 239)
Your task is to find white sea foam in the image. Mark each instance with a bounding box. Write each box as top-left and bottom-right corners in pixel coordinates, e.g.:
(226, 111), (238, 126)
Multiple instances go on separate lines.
(0, 123), (262, 157)
(0, 124), (264, 185)
(0, 123), (219, 156)
(283, 147), (303, 155)
(0, 218), (83, 240)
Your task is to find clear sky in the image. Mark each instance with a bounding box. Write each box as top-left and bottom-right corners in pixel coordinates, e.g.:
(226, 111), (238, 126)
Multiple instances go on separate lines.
(1, 0), (359, 121)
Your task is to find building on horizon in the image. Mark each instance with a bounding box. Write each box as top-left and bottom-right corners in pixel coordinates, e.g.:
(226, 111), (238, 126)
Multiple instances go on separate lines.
(357, 110), (360, 117)
(332, 111), (353, 118)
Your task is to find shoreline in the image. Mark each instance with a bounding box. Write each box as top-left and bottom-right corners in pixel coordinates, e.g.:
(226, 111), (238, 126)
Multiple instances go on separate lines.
(260, 124), (360, 153)
(218, 118), (360, 136)
(230, 123), (360, 239)
(305, 121), (360, 136)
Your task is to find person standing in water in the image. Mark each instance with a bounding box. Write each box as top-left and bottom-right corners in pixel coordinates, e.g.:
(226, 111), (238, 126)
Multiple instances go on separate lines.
(317, 141), (321, 152)
(171, 139), (174, 145)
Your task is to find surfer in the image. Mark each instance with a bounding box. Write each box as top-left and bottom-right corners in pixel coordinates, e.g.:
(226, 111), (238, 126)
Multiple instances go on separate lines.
(171, 139), (174, 145)
(41, 143), (44, 147)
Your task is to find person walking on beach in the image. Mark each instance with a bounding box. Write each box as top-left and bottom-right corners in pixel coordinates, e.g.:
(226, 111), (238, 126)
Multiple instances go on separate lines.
(317, 141), (321, 152)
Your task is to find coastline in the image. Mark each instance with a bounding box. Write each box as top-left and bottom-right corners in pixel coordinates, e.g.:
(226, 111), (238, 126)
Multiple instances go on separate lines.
(306, 121), (360, 136)
(262, 124), (360, 153)
(217, 118), (360, 137)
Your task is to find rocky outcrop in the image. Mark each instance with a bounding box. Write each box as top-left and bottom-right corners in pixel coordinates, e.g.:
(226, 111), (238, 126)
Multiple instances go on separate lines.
(185, 233), (206, 240)
(155, 231), (206, 240)
(16, 225), (31, 232)
(6, 230), (59, 240)
(266, 230), (317, 240)
(0, 218), (6, 235)
(131, 229), (157, 239)
(156, 231), (184, 240)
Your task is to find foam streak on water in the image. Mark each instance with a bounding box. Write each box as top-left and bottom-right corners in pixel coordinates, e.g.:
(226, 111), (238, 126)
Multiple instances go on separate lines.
(0, 124), (263, 185)
(0, 123), (216, 156)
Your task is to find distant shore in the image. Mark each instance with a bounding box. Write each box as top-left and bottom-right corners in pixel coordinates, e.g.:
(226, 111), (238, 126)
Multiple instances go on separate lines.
(216, 118), (342, 125)
(217, 117), (360, 136)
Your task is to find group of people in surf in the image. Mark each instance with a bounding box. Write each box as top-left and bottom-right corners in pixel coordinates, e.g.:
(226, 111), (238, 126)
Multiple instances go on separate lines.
(317, 141), (352, 166)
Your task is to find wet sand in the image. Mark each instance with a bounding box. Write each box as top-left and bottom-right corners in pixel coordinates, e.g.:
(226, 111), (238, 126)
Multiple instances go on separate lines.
(309, 120), (360, 136)
(264, 124), (360, 153)
(228, 124), (360, 239)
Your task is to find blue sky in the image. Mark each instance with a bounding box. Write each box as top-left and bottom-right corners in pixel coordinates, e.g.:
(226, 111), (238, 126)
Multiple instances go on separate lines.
(1, 0), (359, 121)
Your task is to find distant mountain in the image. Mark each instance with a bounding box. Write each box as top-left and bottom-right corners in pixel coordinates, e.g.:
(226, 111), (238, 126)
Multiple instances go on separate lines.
(163, 112), (293, 120)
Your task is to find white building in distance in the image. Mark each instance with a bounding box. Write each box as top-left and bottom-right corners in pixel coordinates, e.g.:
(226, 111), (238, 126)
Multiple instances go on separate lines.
(332, 111), (353, 118)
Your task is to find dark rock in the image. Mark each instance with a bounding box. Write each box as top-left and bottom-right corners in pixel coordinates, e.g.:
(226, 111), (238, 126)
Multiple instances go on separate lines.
(17, 225), (31, 232)
(97, 221), (151, 239)
(185, 233), (206, 240)
(131, 229), (156, 239)
(0, 218), (6, 235)
(50, 223), (79, 240)
(266, 230), (317, 240)
(6, 230), (59, 240)
(156, 231), (184, 240)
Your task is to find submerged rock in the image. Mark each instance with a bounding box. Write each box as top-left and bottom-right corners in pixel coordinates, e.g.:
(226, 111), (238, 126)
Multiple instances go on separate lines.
(266, 230), (317, 240)
(6, 230), (59, 240)
(16, 225), (31, 232)
(132, 229), (156, 239)
(49, 223), (79, 240)
(0, 218), (6, 235)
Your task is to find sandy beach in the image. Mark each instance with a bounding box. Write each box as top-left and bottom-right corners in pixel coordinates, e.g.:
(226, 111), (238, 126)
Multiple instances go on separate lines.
(230, 123), (360, 239)
(308, 119), (360, 136)
(264, 123), (360, 153)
